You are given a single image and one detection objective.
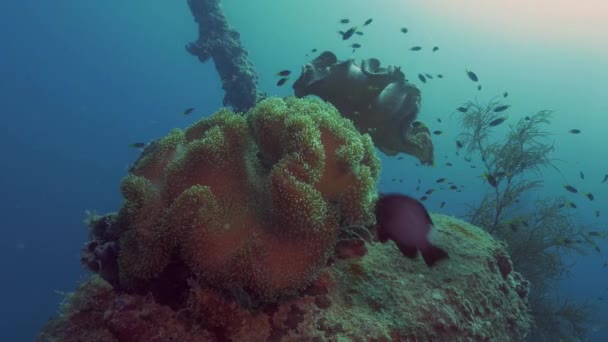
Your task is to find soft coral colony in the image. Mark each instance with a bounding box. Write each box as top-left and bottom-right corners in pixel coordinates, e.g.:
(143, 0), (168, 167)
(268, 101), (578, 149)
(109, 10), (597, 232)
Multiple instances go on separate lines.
(117, 97), (380, 299)
(39, 97), (532, 341)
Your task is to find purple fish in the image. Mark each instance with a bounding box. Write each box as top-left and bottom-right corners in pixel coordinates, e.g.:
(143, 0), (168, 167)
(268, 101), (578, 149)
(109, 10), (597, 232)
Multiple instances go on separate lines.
(375, 193), (449, 267)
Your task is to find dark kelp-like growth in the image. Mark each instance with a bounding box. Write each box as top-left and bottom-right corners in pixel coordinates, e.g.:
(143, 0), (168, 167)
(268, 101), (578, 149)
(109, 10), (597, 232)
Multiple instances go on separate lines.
(457, 98), (604, 341)
(293, 51), (435, 165)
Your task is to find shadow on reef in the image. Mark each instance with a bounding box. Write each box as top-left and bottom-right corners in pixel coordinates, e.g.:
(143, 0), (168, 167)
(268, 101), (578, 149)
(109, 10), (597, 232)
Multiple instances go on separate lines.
(39, 98), (531, 342)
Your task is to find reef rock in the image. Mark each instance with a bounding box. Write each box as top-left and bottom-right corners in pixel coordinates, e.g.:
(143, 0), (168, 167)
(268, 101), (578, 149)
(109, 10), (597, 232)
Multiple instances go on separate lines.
(39, 214), (531, 341)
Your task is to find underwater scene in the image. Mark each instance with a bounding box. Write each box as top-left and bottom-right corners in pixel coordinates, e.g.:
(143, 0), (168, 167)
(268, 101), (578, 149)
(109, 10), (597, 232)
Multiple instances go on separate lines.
(1, 0), (607, 341)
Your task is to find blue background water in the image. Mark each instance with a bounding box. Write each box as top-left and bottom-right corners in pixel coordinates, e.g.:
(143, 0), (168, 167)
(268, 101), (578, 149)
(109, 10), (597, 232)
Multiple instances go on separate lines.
(1, 0), (606, 340)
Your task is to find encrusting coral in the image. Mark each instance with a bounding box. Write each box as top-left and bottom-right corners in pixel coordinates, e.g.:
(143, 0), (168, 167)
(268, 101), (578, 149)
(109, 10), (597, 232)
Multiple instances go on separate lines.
(115, 96), (381, 300)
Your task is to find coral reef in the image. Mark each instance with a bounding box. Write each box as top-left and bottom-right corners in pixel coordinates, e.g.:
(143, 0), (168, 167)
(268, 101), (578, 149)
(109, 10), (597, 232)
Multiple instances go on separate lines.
(39, 214), (531, 341)
(39, 97), (532, 341)
(293, 51), (434, 165)
(96, 97), (379, 301)
(186, 0), (264, 112)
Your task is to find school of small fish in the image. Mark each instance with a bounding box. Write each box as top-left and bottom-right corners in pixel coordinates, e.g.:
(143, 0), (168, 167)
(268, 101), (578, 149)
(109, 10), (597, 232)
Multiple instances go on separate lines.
(127, 15), (608, 273)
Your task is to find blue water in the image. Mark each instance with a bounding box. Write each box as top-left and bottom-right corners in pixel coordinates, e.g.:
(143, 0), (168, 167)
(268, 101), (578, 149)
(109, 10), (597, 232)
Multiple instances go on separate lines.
(1, 1), (606, 340)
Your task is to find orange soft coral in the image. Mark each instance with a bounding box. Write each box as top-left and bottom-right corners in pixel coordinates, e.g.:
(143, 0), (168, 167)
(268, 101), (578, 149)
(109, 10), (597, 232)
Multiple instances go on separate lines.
(116, 97), (380, 300)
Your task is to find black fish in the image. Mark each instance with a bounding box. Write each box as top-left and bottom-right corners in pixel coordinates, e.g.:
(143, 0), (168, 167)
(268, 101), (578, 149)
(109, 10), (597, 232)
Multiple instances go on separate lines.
(596, 210), (600, 218)
(603, 174), (608, 184)
(129, 142), (147, 149)
(503, 91), (508, 98)
(182, 107), (196, 116)
(400, 27), (408, 33)
(355, 31), (364, 36)
(580, 171), (584, 180)
(375, 193), (449, 267)
(477, 85), (482, 91)
(433, 130), (443, 135)
(276, 70), (291, 77)
(524, 116), (530, 121)
(342, 27), (357, 40)
(584, 192), (594, 201)
(419, 195), (428, 201)
(425, 189), (435, 195)
(418, 73), (427, 83)
(364, 18), (373, 26)
(276, 77), (290, 86)
(488, 117), (506, 126)
(466, 69), (479, 82)
(440, 201), (445, 209)
(569, 129), (581, 134)
(436, 178), (447, 183)
(558, 202), (576, 209)
(456, 106), (468, 113)
(350, 43), (362, 49)
(432, 46), (439, 52)
(449, 185), (458, 190)
(436, 118), (442, 123)
(437, 74), (443, 78)
(493, 105), (510, 112)
(563, 185), (578, 193)
(425, 73), (434, 79)
(410, 46), (422, 51)
(339, 18), (350, 24)
(412, 121), (423, 128)
(445, 162), (453, 167)
(484, 174), (497, 187)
